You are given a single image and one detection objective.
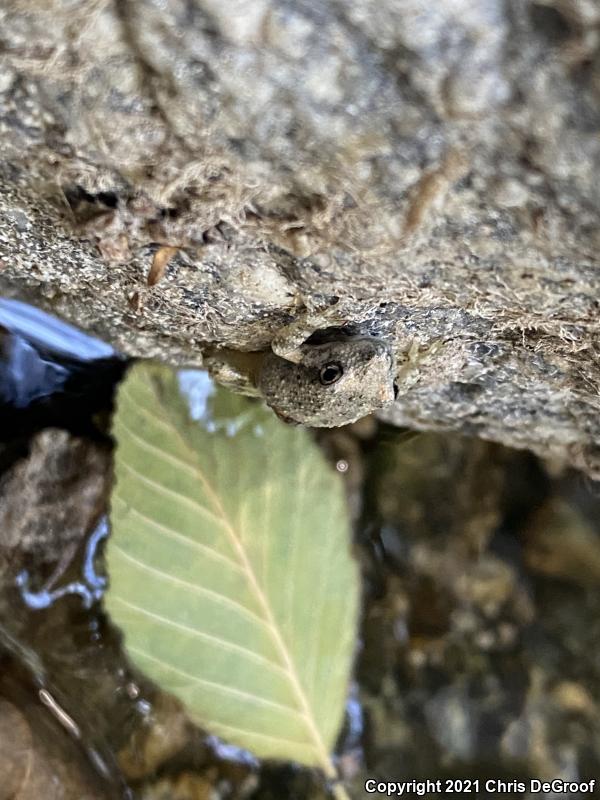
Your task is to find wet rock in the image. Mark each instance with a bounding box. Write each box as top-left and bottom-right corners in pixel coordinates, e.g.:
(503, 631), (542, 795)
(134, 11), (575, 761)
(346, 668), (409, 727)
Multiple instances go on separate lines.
(523, 497), (600, 586)
(118, 694), (193, 781)
(140, 772), (217, 800)
(0, 695), (108, 800)
(353, 428), (600, 791)
(0, 1), (600, 472)
(0, 429), (110, 581)
(0, 699), (32, 800)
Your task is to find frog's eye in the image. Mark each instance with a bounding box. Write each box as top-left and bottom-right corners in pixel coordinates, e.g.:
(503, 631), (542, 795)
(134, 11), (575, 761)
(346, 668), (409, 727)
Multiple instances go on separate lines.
(319, 362), (343, 385)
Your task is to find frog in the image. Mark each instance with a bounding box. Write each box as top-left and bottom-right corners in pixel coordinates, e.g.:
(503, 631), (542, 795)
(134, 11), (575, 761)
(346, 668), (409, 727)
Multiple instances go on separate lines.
(203, 316), (398, 428)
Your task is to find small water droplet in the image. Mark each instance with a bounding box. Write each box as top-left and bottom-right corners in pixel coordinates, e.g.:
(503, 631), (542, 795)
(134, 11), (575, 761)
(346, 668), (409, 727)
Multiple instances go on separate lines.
(136, 699), (152, 716)
(125, 682), (140, 699)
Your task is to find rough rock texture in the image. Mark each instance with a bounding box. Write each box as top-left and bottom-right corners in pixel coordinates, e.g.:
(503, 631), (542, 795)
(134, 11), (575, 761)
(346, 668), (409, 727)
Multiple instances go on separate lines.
(0, 429), (109, 578)
(1, 0), (599, 473)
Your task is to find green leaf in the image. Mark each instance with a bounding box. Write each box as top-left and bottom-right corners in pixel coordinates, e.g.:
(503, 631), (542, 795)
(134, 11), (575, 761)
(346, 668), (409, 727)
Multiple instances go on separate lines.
(105, 363), (358, 780)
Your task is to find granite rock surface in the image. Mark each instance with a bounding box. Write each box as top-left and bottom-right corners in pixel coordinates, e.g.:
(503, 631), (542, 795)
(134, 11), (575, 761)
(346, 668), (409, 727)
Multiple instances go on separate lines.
(1, 0), (599, 472)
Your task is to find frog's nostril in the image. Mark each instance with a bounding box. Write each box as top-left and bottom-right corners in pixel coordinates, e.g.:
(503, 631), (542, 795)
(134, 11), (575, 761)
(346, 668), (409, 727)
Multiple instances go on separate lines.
(393, 381), (399, 399)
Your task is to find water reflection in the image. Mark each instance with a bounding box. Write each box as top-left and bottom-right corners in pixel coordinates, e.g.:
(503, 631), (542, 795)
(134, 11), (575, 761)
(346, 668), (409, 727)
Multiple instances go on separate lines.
(17, 519), (108, 610)
(178, 368), (257, 436)
(0, 299), (115, 360)
(0, 300), (127, 440)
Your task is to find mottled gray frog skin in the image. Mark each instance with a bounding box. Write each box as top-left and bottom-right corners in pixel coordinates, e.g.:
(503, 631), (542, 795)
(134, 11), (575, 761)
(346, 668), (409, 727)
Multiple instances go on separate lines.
(258, 337), (396, 427)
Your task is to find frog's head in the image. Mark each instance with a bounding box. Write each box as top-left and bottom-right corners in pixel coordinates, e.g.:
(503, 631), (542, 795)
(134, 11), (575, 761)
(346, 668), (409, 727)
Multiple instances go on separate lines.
(258, 337), (397, 427)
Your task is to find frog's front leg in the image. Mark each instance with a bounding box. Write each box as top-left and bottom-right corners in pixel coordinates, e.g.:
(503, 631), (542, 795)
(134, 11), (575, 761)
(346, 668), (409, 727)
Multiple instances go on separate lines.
(271, 317), (319, 363)
(202, 348), (264, 397)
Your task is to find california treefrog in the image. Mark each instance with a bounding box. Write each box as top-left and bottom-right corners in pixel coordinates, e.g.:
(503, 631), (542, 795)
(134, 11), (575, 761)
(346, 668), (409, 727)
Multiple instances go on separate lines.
(205, 325), (397, 428)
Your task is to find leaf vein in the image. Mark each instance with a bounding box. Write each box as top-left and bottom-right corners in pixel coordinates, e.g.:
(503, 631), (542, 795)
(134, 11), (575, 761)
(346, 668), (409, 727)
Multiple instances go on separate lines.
(116, 417), (198, 477)
(127, 644), (305, 720)
(112, 496), (242, 573)
(210, 721), (316, 753)
(110, 542), (268, 629)
(118, 461), (227, 531)
(110, 594), (288, 676)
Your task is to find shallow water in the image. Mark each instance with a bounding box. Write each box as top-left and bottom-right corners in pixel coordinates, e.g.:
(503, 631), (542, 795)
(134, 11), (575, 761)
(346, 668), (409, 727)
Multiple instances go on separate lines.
(1, 301), (600, 800)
